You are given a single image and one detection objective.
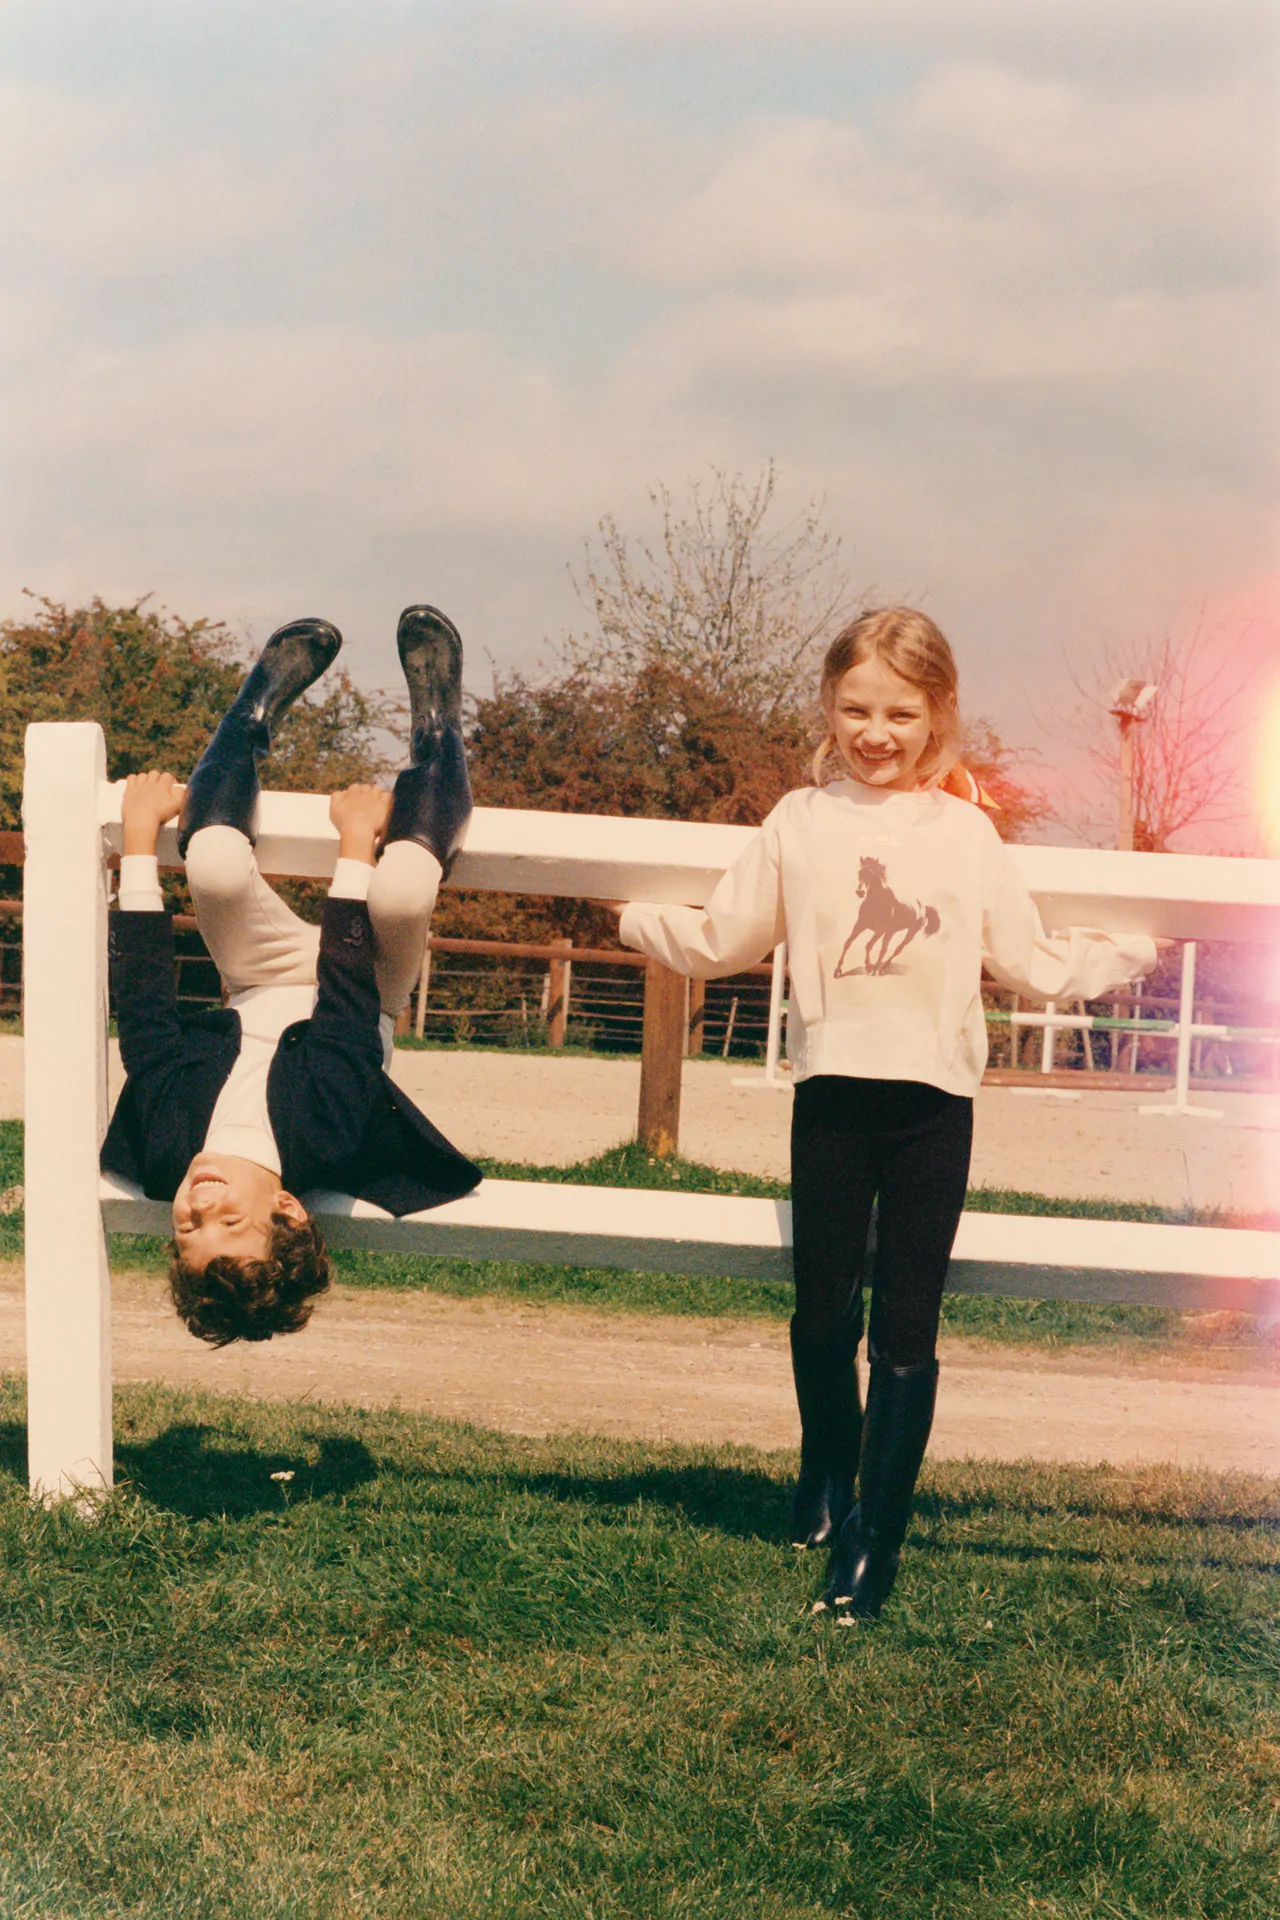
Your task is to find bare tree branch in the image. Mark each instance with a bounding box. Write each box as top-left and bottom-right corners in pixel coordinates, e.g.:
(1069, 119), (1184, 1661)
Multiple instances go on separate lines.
(1060, 612), (1254, 850)
(557, 464), (856, 723)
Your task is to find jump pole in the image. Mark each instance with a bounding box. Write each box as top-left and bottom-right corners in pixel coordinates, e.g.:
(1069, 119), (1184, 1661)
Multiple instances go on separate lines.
(22, 722), (114, 1502)
(732, 942), (791, 1091)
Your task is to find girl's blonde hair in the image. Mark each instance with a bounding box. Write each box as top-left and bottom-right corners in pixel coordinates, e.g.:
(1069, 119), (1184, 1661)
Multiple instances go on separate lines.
(811, 606), (962, 788)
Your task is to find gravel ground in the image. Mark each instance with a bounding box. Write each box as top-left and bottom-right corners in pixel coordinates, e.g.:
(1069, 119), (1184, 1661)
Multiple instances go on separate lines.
(3, 1037), (1274, 1212)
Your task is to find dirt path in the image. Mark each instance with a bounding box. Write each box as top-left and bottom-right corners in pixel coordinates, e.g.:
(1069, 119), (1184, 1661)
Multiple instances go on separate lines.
(3, 1263), (1277, 1474)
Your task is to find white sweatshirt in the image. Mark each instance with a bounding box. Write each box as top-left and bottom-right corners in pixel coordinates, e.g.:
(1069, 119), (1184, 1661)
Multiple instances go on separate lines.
(619, 781), (1157, 1099)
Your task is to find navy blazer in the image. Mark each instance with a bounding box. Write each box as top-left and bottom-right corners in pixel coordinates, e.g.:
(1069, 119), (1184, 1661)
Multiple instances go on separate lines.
(100, 899), (482, 1216)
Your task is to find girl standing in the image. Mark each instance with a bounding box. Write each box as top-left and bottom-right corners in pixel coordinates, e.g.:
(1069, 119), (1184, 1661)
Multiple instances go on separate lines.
(614, 608), (1158, 1621)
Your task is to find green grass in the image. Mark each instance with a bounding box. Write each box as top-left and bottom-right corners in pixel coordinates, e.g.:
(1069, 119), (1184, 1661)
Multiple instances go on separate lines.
(0, 1376), (1277, 1918)
(4, 1124), (1277, 1357)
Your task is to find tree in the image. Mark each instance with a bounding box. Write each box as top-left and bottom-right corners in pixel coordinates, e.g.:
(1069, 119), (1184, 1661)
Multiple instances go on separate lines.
(562, 463), (855, 720)
(1064, 616), (1253, 852)
(442, 468), (1045, 944)
(432, 466), (848, 946)
(956, 719), (1052, 845)
(1, 594), (402, 919)
(449, 658), (814, 947)
(1, 593), (399, 833)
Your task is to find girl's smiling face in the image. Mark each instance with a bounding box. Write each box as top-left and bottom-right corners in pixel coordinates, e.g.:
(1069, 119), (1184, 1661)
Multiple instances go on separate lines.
(830, 654), (937, 791)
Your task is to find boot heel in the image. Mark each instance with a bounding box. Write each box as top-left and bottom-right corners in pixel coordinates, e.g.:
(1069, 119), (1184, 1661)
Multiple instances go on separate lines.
(813, 1357), (937, 1624)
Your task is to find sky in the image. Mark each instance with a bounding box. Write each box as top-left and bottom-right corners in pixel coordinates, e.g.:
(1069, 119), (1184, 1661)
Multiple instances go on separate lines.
(3, 0), (1278, 847)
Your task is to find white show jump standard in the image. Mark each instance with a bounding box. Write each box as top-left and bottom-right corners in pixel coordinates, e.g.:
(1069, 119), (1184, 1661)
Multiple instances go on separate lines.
(22, 721), (1280, 1502)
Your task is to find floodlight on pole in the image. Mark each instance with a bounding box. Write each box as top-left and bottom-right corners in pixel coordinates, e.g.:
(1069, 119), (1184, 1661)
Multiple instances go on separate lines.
(1108, 678), (1158, 851)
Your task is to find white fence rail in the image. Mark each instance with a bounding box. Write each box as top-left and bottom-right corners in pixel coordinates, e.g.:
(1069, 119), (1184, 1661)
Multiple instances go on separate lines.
(21, 721), (1280, 1501)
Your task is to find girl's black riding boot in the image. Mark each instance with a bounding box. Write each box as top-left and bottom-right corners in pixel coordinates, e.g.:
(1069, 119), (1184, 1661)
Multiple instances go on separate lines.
(818, 1354), (938, 1619)
(177, 617), (342, 856)
(381, 605), (473, 874)
(789, 1322), (863, 1550)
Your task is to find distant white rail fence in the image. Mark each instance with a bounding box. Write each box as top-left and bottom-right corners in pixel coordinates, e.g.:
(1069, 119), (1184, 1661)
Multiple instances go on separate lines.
(21, 721), (1280, 1501)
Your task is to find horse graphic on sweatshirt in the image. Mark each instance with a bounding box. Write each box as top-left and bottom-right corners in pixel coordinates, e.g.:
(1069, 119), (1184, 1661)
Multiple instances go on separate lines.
(834, 856), (941, 977)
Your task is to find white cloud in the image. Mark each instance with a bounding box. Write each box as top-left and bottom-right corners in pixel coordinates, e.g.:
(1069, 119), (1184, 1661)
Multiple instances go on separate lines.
(0, 80), (299, 276)
(12, 325), (607, 525)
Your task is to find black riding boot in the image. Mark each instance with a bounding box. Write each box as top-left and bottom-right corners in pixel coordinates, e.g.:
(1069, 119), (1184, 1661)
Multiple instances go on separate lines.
(178, 617), (342, 855)
(381, 604), (473, 874)
(789, 1322), (862, 1550)
(817, 1354), (938, 1620)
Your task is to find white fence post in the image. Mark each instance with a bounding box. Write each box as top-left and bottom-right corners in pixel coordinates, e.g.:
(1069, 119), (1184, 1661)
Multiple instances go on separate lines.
(1141, 940), (1224, 1122)
(23, 722), (114, 1502)
(732, 942), (791, 1091)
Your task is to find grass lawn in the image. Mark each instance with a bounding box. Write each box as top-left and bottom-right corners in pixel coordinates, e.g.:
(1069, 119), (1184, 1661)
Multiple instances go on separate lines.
(1, 1376), (1278, 1919)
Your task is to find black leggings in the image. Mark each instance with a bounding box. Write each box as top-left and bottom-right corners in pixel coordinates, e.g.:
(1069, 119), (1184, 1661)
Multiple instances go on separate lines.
(790, 1076), (973, 1369)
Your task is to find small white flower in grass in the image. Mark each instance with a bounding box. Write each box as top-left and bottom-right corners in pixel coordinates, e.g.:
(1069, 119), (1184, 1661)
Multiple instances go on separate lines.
(270, 1470), (295, 1482)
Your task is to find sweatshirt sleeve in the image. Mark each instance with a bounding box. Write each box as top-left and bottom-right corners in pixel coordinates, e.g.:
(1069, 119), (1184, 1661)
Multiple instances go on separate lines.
(328, 857), (374, 902)
(981, 829), (1157, 1002)
(618, 816), (786, 979)
(117, 854), (164, 912)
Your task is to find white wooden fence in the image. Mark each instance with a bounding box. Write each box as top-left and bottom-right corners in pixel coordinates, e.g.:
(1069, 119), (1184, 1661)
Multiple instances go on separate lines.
(22, 721), (1280, 1501)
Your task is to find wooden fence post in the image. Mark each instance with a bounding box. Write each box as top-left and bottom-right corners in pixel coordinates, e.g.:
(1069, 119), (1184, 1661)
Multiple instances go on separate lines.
(413, 942), (431, 1040)
(686, 977), (705, 1056)
(547, 937), (572, 1048)
(638, 960), (685, 1156)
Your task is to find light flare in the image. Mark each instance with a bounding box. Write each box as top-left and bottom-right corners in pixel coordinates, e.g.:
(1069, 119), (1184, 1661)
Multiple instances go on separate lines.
(1261, 678), (1280, 857)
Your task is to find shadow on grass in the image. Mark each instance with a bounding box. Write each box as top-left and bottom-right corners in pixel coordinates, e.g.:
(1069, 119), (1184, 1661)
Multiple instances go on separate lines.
(0, 1413), (379, 1519)
(114, 1422), (379, 1520)
(507, 1458), (788, 1544)
(0, 1419), (26, 1487)
(917, 1482), (1280, 1536)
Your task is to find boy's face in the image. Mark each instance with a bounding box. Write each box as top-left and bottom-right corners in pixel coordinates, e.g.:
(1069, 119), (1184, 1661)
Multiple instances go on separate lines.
(172, 1153), (307, 1272)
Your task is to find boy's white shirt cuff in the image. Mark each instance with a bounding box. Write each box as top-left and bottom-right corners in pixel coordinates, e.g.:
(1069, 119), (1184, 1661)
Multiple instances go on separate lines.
(117, 854), (164, 912)
(329, 857), (374, 902)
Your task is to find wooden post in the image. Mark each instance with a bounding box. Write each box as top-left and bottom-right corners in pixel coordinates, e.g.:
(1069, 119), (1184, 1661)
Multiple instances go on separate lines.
(1078, 1001), (1094, 1072)
(1117, 713), (1136, 852)
(638, 960), (685, 1156)
(686, 977), (705, 1056)
(413, 943), (431, 1040)
(547, 937), (572, 1048)
(23, 722), (113, 1502)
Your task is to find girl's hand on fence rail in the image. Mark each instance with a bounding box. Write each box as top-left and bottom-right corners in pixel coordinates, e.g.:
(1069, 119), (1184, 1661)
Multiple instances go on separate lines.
(121, 771), (185, 855)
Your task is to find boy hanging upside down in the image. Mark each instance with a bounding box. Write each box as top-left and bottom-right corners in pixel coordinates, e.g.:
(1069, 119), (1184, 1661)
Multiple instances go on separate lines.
(100, 607), (482, 1346)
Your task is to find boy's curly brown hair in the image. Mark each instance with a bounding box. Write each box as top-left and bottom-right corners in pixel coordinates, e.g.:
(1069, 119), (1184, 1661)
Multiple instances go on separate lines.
(168, 1211), (331, 1347)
